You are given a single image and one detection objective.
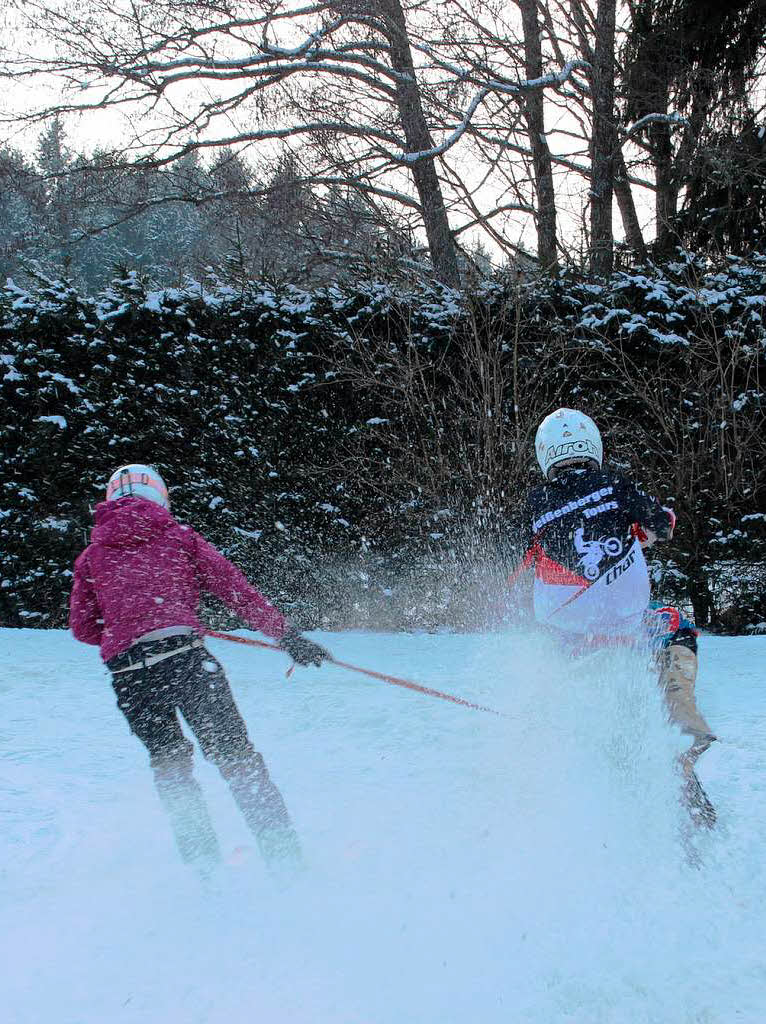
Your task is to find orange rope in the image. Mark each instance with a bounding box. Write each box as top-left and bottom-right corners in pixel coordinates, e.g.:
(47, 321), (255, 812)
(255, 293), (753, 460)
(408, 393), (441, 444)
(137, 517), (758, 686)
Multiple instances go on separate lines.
(204, 629), (503, 717)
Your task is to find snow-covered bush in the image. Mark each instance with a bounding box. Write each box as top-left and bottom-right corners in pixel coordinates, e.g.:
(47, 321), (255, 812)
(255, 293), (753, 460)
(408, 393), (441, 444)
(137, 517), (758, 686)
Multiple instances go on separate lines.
(1, 253), (764, 632)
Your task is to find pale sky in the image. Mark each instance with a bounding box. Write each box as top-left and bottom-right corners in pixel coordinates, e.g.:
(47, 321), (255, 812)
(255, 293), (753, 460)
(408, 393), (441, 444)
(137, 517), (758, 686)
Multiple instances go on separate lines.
(0, 3), (660, 262)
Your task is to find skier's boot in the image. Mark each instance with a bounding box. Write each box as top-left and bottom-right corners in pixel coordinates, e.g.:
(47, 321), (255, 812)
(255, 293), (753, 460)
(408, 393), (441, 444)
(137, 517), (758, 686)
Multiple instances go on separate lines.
(222, 751), (305, 880)
(153, 758), (222, 872)
(682, 767), (717, 829)
(678, 733), (718, 830)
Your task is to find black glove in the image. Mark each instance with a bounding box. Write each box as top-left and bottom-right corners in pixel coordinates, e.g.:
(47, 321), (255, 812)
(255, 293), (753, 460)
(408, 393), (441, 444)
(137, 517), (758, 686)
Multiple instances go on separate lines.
(278, 627), (330, 667)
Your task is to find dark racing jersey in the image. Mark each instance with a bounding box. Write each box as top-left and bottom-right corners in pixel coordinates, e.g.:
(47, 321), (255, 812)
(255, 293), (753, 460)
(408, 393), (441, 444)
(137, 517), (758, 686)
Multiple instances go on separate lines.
(515, 466), (673, 637)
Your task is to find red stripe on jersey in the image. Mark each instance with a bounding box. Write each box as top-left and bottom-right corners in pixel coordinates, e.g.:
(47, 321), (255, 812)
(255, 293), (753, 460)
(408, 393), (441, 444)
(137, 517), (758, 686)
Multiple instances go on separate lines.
(534, 548), (590, 586)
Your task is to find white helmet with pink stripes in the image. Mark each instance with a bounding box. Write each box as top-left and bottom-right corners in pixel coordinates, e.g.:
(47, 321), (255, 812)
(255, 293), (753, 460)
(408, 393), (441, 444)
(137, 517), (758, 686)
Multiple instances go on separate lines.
(106, 464), (169, 508)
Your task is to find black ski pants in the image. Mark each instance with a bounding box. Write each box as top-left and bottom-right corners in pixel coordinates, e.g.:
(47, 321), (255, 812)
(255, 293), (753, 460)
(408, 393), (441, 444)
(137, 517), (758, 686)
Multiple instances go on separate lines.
(108, 636), (300, 869)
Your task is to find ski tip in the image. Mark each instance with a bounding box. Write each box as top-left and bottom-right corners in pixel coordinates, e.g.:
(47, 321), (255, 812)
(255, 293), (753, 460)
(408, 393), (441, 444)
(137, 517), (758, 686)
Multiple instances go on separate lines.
(684, 771), (717, 830)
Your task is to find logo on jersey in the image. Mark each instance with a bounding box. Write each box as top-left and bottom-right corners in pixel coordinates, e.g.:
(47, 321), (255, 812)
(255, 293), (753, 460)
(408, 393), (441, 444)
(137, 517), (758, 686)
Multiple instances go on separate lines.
(573, 527), (623, 581)
(532, 485), (614, 533)
(605, 548), (636, 585)
(583, 499), (618, 519)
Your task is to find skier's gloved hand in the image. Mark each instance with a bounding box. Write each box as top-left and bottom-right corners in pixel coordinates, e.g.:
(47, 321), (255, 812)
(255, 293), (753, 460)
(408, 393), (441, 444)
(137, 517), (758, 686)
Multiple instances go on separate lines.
(278, 627), (330, 667)
(633, 522), (657, 549)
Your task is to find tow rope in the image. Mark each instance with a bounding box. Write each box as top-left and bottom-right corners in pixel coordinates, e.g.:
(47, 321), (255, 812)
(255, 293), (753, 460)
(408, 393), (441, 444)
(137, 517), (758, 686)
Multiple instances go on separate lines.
(204, 629), (503, 717)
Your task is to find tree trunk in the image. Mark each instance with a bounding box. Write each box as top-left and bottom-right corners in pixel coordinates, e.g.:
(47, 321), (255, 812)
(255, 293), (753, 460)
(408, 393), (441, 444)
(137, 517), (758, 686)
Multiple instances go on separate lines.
(379, 0), (461, 287)
(518, 0), (558, 272)
(651, 118), (676, 256)
(660, 85), (713, 256)
(614, 148), (647, 262)
(688, 567), (714, 628)
(589, 0), (617, 275)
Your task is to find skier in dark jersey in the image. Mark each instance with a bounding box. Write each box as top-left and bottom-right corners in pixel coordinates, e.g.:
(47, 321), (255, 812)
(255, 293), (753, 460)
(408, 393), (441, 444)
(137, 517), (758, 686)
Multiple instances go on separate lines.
(513, 409), (716, 822)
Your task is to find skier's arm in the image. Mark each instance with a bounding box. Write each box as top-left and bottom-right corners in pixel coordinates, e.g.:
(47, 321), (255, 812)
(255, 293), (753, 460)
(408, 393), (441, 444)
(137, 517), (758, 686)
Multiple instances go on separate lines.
(69, 553), (103, 646)
(192, 532), (329, 664)
(191, 533), (288, 639)
(626, 482), (675, 543)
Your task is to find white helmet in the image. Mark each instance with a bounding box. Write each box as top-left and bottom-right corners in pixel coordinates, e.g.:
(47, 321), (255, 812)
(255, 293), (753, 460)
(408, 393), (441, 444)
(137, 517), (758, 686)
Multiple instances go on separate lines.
(106, 464), (169, 508)
(535, 408), (602, 479)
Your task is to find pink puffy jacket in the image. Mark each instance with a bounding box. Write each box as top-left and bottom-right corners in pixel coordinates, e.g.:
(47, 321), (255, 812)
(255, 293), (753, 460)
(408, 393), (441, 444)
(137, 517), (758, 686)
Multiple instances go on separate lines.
(70, 498), (287, 661)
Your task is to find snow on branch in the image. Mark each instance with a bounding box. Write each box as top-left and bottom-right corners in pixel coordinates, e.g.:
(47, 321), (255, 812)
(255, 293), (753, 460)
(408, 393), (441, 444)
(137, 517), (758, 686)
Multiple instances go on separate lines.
(394, 59), (589, 165)
(131, 52), (406, 92)
(622, 112), (688, 140)
(395, 87), (489, 164)
(259, 15), (347, 59)
(485, 59), (591, 96)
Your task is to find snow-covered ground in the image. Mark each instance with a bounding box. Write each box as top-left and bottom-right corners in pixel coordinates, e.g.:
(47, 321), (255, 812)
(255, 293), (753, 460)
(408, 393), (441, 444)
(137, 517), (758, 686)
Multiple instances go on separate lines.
(1, 627), (764, 1024)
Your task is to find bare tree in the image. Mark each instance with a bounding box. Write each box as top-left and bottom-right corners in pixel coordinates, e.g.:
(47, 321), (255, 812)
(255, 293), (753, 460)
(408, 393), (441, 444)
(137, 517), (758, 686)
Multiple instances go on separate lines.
(558, 0), (647, 261)
(585, 0), (616, 274)
(371, 0), (461, 285)
(2, 0), (587, 282)
(428, 0), (657, 268)
(12, 0), (751, 277)
(518, 0), (558, 270)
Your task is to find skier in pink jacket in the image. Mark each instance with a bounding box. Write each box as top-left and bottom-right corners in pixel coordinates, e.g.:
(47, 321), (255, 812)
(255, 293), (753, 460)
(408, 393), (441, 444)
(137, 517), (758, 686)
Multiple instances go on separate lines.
(70, 463), (329, 874)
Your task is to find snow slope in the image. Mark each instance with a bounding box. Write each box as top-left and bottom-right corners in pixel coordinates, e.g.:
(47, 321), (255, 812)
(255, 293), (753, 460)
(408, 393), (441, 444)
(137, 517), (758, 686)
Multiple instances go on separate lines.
(1, 628), (764, 1024)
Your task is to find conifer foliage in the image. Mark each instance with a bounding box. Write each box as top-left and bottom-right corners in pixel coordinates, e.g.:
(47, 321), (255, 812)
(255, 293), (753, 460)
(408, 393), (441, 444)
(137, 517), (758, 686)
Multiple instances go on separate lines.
(1, 255), (765, 632)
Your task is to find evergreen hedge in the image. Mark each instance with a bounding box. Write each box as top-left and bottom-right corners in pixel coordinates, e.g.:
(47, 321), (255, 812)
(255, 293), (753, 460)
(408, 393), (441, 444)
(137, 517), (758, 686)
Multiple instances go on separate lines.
(2, 252), (765, 633)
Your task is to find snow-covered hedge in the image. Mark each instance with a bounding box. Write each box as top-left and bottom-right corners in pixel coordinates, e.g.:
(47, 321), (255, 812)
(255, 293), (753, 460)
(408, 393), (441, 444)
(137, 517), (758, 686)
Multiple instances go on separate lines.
(1, 252), (764, 632)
